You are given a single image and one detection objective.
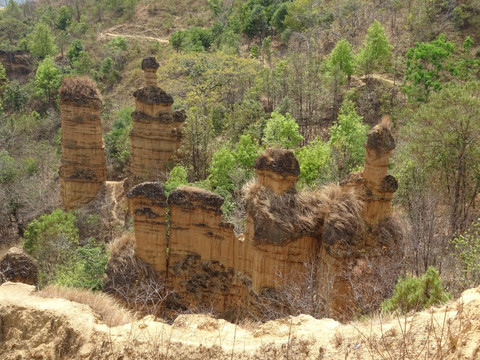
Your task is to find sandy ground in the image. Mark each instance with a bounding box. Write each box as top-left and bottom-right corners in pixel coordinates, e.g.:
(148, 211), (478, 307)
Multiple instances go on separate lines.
(1, 282), (480, 359)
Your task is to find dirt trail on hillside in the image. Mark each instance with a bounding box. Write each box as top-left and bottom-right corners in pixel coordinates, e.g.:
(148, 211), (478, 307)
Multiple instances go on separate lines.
(1, 281), (480, 359)
(103, 180), (126, 228)
(98, 24), (169, 44)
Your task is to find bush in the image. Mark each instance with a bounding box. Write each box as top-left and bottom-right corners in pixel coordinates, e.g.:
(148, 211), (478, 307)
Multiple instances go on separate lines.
(263, 111), (303, 149)
(381, 267), (451, 313)
(105, 106), (133, 175)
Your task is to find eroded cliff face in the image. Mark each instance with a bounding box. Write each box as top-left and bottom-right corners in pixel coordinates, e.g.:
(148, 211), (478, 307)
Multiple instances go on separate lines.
(0, 50), (33, 82)
(59, 77), (107, 210)
(128, 57), (186, 182)
(126, 182), (168, 272)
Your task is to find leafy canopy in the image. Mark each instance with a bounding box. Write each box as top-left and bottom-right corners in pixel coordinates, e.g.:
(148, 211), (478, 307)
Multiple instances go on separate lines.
(356, 20), (392, 77)
(263, 111), (303, 149)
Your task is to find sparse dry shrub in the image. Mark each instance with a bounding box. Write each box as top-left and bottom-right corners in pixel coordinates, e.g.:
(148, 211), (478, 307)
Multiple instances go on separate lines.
(104, 233), (173, 318)
(38, 285), (135, 327)
(58, 76), (102, 106)
(243, 181), (364, 243)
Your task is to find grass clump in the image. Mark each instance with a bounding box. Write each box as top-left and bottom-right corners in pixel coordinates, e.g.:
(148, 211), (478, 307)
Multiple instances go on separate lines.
(38, 285), (136, 327)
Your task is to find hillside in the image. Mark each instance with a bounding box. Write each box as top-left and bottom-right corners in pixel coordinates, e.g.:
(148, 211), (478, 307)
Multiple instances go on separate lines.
(1, 0), (480, 357)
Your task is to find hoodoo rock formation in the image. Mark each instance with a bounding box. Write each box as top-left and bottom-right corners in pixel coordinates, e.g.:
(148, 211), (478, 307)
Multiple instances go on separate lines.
(59, 77), (107, 210)
(128, 57), (186, 182)
(124, 124), (400, 320)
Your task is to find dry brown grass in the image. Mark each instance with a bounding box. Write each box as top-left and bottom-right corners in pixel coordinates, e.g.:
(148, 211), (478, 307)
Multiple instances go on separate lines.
(59, 76), (102, 103)
(38, 285), (136, 327)
(244, 181), (364, 243)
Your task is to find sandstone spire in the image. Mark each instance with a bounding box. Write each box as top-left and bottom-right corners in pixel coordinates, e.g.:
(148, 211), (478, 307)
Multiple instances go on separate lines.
(128, 56), (186, 182)
(58, 76), (107, 210)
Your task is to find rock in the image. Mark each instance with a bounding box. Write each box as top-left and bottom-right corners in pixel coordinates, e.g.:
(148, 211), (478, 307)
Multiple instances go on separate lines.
(0, 247), (38, 286)
(59, 76), (107, 210)
(0, 50), (33, 82)
(129, 57), (185, 182)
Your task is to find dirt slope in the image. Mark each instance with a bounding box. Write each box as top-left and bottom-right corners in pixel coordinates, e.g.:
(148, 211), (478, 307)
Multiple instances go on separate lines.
(1, 282), (480, 359)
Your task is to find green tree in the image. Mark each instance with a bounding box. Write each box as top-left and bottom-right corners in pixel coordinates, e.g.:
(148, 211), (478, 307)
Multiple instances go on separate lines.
(400, 81), (480, 233)
(328, 39), (355, 83)
(295, 138), (331, 186)
(27, 22), (58, 59)
(35, 56), (62, 104)
(169, 30), (184, 51)
(328, 99), (368, 180)
(243, 4), (268, 39)
(263, 111), (303, 149)
(2, 0), (22, 20)
(67, 39), (84, 64)
(57, 6), (72, 31)
(403, 34), (455, 102)
(356, 20), (392, 77)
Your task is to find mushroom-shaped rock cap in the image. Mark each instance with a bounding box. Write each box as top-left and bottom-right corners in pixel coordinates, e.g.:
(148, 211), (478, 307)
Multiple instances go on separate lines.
(254, 148), (300, 177)
(126, 182), (167, 202)
(168, 185), (224, 213)
(133, 86), (174, 105)
(59, 76), (102, 107)
(366, 125), (395, 155)
(141, 56), (159, 71)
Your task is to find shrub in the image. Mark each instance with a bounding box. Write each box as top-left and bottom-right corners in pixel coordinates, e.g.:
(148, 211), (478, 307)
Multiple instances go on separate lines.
(263, 111), (303, 149)
(381, 267), (451, 313)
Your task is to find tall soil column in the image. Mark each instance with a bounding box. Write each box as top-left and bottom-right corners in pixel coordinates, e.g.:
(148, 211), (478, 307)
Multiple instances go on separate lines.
(59, 76), (106, 210)
(126, 182), (168, 272)
(129, 57), (186, 182)
(246, 149), (319, 292)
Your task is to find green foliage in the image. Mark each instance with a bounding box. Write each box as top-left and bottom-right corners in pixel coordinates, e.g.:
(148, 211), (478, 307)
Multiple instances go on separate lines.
(35, 56), (62, 103)
(283, 0), (326, 32)
(54, 238), (108, 290)
(169, 30), (184, 51)
(295, 138), (331, 186)
(328, 39), (355, 82)
(243, 4), (268, 38)
(328, 99), (368, 179)
(165, 165), (189, 194)
(107, 36), (128, 52)
(381, 267), (451, 313)
(263, 111), (303, 149)
(104, 106), (133, 175)
(57, 6), (72, 31)
(271, 2), (288, 32)
(27, 22), (58, 59)
(2, 0), (22, 20)
(356, 20), (392, 77)
(67, 39), (84, 64)
(209, 134), (260, 215)
(169, 27), (213, 52)
(24, 209), (78, 257)
(0, 149), (17, 184)
(403, 34), (455, 102)
(3, 80), (29, 112)
(452, 219), (480, 288)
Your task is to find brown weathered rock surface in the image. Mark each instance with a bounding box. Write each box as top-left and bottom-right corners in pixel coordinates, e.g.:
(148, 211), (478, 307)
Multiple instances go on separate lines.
(126, 182), (168, 272)
(0, 247), (38, 286)
(129, 57), (185, 182)
(0, 50), (33, 81)
(59, 76), (107, 210)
